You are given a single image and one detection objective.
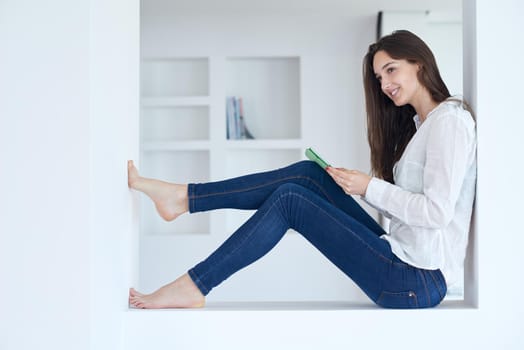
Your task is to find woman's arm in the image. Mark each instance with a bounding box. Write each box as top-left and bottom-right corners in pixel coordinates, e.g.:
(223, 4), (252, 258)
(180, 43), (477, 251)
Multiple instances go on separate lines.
(329, 112), (476, 229)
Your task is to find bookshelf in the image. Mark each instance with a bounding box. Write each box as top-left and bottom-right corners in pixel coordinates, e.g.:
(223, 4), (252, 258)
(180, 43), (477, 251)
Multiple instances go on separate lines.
(140, 56), (302, 237)
(225, 57), (301, 140)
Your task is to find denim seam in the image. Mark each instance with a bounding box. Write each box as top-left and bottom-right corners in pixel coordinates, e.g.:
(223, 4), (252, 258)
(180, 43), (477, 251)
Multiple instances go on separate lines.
(188, 268), (209, 295)
(188, 175), (337, 207)
(188, 183), (196, 213)
(428, 270), (444, 299)
(418, 270), (431, 307)
(377, 291), (419, 308)
(439, 270), (447, 289)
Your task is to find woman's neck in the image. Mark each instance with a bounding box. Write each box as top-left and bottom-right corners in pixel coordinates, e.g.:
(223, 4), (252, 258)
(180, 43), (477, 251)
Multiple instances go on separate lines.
(411, 90), (439, 123)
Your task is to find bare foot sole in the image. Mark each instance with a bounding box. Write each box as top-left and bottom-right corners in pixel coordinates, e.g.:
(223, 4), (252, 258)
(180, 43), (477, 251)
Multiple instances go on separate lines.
(127, 160), (189, 221)
(128, 274), (205, 309)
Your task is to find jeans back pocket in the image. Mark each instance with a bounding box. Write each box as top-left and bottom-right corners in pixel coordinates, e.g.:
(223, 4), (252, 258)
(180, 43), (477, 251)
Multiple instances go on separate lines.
(376, 290), (419, 309)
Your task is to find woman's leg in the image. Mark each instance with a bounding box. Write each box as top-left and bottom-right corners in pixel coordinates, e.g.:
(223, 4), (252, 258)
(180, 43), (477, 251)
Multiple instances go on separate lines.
(129, 159), (385, 237)
(189, 161), (385, 237)
(130, 183), (446, 309)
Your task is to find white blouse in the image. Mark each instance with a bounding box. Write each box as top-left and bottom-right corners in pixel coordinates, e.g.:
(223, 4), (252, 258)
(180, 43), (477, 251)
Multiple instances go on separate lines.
(364, 99), (477, 289)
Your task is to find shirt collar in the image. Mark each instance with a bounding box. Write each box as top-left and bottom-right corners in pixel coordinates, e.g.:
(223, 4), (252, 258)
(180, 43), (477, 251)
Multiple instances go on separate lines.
(412, 101), (446, 130)
(413, 114), (422, 130)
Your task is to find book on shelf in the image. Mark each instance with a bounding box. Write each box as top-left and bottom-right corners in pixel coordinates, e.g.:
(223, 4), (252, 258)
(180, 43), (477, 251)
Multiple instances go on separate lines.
(226, 96), (255, 140)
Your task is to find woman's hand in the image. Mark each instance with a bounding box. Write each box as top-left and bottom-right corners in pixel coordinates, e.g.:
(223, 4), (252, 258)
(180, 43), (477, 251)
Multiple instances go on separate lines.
(326, 167), (372, 196)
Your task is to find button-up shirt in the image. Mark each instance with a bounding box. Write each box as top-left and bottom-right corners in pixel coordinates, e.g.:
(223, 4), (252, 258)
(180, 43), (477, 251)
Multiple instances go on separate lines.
(364, 99), (477, 289)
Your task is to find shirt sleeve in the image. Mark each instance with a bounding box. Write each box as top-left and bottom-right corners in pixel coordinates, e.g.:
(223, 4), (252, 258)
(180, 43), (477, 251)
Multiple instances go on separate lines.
(360, 194), (393, 219)
(364, 112), (475, 229)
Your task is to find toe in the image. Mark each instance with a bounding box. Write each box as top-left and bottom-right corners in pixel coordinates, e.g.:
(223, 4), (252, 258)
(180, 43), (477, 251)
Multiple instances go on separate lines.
(130, 299), (142, 308)
(130, 288), (145, 297)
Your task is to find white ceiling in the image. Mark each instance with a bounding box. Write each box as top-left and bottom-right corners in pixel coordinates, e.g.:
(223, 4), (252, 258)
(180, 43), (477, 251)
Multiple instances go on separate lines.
(142, 0), (461, 16)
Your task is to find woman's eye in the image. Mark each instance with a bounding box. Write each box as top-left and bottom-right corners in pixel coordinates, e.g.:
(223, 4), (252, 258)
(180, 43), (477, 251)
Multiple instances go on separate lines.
(387, 67), (395, 74)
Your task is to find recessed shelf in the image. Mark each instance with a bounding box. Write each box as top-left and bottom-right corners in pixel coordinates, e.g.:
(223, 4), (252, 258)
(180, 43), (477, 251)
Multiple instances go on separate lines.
(141, 106), (209, 142)
(139, 55), (305, 298)
(225, 57), (301, 140)
(142, 141), (211, 151)
(224, 148), (302, 176)
(225, 139), (303, 150)
(141, 96), (210, 107)
(141, 58), (209, 97)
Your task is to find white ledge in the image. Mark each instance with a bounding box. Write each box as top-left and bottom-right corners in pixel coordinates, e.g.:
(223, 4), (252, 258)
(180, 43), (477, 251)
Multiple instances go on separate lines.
(124, 299), (479, 350)
(126, 299), (475, 312)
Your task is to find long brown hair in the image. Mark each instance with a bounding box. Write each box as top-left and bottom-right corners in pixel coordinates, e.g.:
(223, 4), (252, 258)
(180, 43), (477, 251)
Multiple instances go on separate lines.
(363, 30), (451, 183)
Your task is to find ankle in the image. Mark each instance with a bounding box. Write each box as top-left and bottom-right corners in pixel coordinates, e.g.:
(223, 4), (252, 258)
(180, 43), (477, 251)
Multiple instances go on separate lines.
(181, 273), (204, 297)
(178, 184), (189, 213)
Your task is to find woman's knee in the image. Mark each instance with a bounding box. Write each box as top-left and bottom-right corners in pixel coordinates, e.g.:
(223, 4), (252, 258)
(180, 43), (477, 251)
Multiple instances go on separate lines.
(269, 183), (316, 208)
(273, 182), (305, 196)
(293, 160), (324, 178)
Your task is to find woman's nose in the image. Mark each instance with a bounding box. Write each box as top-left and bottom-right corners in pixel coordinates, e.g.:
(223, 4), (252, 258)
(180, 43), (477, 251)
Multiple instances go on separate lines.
(381, 79), (391, 91)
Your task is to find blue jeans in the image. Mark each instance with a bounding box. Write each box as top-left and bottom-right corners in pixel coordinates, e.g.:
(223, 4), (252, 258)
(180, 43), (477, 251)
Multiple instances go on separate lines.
(187, 161), (447, 308)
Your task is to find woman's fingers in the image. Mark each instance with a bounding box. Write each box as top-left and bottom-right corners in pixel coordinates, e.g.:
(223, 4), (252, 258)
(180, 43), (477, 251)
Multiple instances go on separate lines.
(326, 167), (370, 196)
(326, 167), (350, 192)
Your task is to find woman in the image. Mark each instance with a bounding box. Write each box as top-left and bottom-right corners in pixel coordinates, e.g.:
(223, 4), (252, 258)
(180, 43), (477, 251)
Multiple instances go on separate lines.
(128, 30), (476, 309)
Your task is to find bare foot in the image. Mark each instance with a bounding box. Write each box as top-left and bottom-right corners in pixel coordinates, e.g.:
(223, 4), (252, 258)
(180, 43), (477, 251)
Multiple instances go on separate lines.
(129, 274), (205, 309)
(129, 288), (145, 297)
(127, 160), (189, 221)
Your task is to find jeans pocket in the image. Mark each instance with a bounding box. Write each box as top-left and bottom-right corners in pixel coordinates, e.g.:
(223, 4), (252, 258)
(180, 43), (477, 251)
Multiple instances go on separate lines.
(376, 290), (419, 309)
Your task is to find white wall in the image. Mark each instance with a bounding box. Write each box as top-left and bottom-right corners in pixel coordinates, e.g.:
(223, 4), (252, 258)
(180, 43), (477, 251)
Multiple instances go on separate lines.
(0, 1), (91, 349)
(89, 0), (140, 349)
(470, 0), (524, 320)
(0, 0), (139, 349)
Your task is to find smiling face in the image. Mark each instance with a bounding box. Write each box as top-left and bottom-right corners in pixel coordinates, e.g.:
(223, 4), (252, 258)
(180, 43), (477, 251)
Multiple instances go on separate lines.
(372, 50), (422, 107)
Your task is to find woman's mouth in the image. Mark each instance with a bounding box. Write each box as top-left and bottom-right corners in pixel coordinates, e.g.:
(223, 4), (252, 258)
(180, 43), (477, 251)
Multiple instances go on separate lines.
(390, 88), (400, 98)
